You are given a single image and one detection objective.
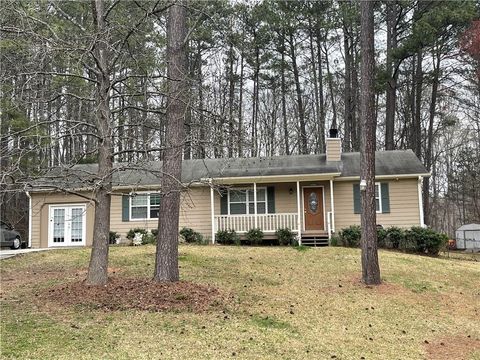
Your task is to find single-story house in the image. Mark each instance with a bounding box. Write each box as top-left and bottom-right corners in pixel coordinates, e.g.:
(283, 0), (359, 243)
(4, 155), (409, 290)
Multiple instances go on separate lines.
(26, 136), (429, 248)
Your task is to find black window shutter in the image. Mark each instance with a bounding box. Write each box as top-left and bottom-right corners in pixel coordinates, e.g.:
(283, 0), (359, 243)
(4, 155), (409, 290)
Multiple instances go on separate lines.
(122, 195), (130, 222)
(220, 189), (228, 215)
(381, 183), (390, 213)
(353, 184), (361, 214)
(267, 186), (275, 213)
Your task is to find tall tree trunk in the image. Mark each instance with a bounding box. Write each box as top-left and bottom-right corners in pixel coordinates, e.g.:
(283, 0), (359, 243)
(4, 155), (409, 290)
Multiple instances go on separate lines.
(324, 41), (337, 129)
(288, 31), (307, 154)
(343, 26), (353, 152)
(280, 34), (290, 156)
(251, 38), (259, 157)
(238, 50), (244, 157)
(154, 0), (187, 282)
(86, 0), (113, 286)
(359, 0), (381, 286)
(422, 48), (441, 226)
(385, 1), (398, 150)
(227, 42), (235, 158)
(316, 30), (326, 153)
(196, 43), (205, 159)
(308, 27), (321, 153)
(413, 49), (423, 159)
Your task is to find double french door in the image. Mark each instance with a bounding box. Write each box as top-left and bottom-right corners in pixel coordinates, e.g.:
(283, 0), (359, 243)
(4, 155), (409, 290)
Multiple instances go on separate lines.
(48, 205), (86, 247)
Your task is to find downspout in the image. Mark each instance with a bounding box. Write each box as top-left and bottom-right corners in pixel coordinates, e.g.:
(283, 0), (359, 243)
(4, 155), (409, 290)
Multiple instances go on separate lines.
(210, 181), (215, 244)
(26, 191), (32, 248)
(418, 176), (425, 228)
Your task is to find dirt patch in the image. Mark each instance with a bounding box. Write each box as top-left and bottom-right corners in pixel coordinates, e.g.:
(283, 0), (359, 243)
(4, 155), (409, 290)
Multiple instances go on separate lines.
(346, 276), (409, 295)
(37, 277), (221, 313)
(424, 335), (480, 360)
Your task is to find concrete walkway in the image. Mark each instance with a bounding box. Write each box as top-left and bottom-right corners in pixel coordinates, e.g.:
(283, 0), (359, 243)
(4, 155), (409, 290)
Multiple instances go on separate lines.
(0, 248), (53, 260)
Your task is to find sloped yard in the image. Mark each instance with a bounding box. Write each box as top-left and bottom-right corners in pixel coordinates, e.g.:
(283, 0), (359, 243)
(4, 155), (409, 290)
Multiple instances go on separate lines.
(1, 245), (479, 359)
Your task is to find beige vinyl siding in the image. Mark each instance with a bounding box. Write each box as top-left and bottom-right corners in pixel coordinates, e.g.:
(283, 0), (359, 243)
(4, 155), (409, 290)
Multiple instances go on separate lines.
(110, 187), (220, 240)
(326, 138), (342, 161)
(30, 192), (95, 248)
(333, 178), (420, 230)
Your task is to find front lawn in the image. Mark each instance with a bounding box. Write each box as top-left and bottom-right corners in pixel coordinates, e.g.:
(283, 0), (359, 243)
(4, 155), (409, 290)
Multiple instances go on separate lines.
(1, 246), (479, 359)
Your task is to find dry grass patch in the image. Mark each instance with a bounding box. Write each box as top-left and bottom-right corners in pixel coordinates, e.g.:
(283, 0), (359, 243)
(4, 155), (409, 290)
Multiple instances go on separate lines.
(1, 245), (479, 360)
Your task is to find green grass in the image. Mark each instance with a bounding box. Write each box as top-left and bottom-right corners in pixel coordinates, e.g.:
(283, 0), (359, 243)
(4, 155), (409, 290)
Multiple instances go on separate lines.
(1, 245), (479, 359)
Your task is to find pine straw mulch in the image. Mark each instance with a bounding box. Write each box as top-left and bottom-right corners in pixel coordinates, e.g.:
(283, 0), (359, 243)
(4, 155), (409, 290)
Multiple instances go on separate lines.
(38, 277), (222, 313)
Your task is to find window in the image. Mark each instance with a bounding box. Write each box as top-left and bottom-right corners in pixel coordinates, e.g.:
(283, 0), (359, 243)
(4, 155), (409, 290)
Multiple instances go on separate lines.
(375, 183), (382, 213)
(130, 193), (161, 220)
(228, 188), (267, 215)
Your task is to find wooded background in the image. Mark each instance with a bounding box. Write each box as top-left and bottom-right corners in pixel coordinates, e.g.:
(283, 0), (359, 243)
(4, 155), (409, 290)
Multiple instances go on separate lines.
(1, 0), (479, 239)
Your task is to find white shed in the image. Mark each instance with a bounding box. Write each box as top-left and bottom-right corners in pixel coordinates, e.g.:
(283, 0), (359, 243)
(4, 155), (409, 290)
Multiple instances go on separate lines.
(455, 223), (480, 250)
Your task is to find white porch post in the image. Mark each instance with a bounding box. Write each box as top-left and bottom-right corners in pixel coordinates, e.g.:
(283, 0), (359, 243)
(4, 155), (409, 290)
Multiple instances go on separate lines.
(418, 176), (425, 228)
(253, 182), (258, 228)
(210, 185), (215, 244)
(329, 178), (335, 235)
(296, 181), (302, 245)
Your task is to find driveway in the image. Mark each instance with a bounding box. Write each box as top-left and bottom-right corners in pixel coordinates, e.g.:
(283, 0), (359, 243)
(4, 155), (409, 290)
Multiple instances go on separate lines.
(0, 248), (53, 260)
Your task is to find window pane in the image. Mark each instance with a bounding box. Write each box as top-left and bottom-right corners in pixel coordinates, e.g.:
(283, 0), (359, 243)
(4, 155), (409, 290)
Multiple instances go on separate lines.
(131, 207), (148, 219)
(248, 202), (266, 214)
(230, 190), (246, 202)
(375, 185), (379, 198)
(150, 206), (159, 219)
(150, 194), (161, 206)
(230, 203), (246, 214)
(256, 189), (266, 201)
(376, 199), (380, 212)
(132, 195), (148, 206)
(247, 189), (265, 201)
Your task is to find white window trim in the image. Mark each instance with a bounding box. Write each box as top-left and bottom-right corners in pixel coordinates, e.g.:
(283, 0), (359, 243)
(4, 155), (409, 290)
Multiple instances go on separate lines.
(375, 183), (382, 214)
(129, 192), (161, 221)
(227, 187), (268, 215)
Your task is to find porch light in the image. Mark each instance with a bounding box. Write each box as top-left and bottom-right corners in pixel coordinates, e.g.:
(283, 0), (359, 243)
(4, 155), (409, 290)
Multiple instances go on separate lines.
(360, 179), (367, 192)
(289, 188), (294, 195)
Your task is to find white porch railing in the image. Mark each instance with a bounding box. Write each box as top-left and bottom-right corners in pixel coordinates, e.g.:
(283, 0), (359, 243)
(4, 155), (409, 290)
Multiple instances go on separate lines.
(215, 213), (298, 233)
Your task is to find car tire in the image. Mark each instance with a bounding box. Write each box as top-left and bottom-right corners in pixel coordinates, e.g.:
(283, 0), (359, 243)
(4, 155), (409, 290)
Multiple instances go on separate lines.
(11, 237), (21, 250)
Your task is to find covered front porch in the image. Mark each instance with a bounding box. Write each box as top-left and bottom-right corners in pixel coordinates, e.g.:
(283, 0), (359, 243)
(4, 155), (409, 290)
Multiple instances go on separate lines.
(208, 174), (339, 245)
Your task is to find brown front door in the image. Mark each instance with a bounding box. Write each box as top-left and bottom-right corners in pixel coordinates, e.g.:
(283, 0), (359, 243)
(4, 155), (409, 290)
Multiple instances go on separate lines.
(303, 187), (324, 231)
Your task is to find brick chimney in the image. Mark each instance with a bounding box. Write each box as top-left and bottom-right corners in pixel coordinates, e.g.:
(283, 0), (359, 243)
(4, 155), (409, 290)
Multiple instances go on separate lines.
(326, 129), (341, 162)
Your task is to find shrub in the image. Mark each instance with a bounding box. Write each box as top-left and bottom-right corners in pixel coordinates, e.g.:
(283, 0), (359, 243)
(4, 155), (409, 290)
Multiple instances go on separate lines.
(126, 228), (148, 240)
(339, 225), (361, 247)
(109, 231), (120, 244)
(179, 227), (204, 244)
(405, 227), (448, 255)
(384, 227), (405, 249)
(216, 229), (240, 245)
(142, 232), (156, 245)
(246, 228), (264, 245)
(275, 228), (296, 246)
(377, 228), (387, 248)
(126, 228), (157, 245)
(330, 235), (340, 247)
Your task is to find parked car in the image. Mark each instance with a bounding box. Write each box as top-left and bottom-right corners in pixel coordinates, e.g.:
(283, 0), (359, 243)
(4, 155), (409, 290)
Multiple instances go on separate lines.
(0, 221), (24, 249)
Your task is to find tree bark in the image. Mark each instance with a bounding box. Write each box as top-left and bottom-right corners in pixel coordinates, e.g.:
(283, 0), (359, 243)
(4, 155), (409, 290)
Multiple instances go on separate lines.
(280, 33), (290, 156)
(154, 0), (187, 282)
(86, 0), (113, 286)
(316, 30), (326, 153)
(324, 41), (337, 129)
(343, 25), (353, 152)
(227, 42), (235, 158)
(422, 47), (441, 226)
(385, 1), (398, 150)
(359, 0), (381, 286)
(288, 31), (308, 154)
(413, 49), (423, 159)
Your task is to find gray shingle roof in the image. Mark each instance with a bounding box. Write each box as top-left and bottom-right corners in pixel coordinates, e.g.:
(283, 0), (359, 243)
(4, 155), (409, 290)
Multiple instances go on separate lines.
(31, 149), (428, 190)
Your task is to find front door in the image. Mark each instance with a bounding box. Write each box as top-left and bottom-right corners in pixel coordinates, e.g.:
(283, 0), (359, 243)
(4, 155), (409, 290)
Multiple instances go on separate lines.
(48, 205), (86, 247)
(303, 187), (324, 231)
